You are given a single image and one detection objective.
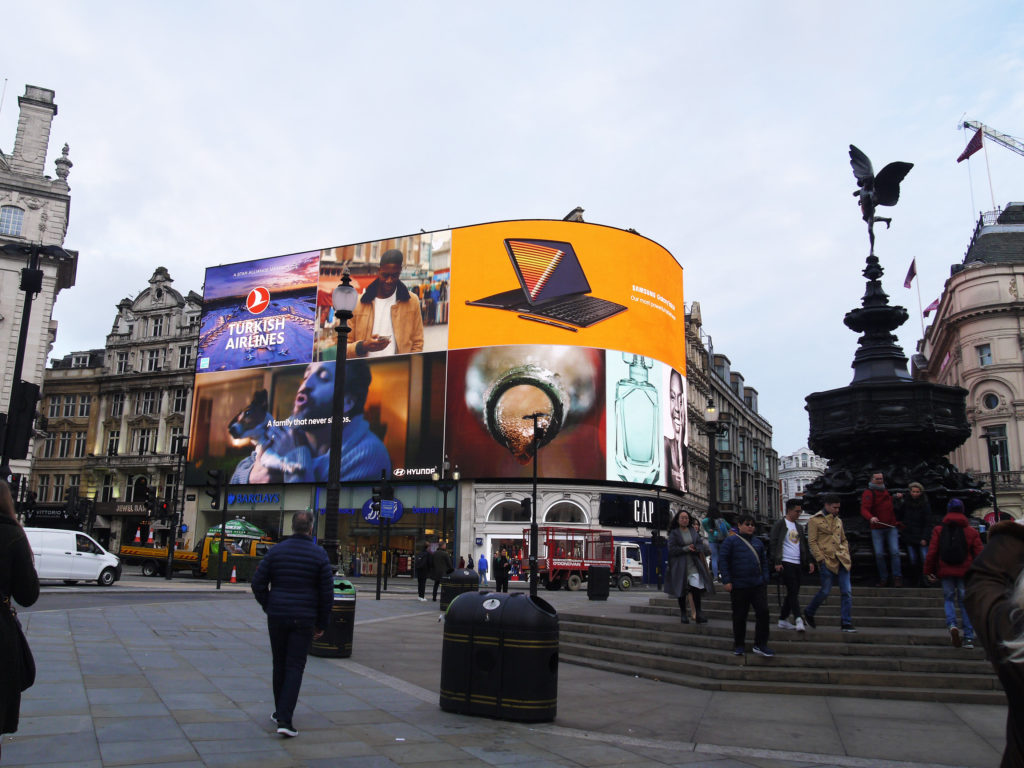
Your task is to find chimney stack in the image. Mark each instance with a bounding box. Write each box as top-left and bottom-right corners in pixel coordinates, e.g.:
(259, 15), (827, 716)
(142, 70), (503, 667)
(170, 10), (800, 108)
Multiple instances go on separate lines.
(10, 85), (58, 177)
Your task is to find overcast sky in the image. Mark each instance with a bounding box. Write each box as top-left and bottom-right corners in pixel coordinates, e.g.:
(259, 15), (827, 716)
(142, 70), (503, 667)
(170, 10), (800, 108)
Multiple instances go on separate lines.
(2, 1), (1022, 456)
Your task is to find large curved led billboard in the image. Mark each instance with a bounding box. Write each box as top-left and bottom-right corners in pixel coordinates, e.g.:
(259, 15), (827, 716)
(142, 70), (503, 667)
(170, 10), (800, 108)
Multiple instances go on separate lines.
(188, 220), (687, 490)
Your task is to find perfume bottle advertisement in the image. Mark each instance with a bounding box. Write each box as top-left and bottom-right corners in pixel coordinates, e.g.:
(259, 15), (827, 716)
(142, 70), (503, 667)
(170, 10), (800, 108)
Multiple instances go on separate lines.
(443, 345), (606, 480)
(605, 352), (664, 486)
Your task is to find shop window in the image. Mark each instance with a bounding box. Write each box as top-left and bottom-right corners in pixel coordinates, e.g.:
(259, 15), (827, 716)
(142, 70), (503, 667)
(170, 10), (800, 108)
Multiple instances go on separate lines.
(543, 502), (587, 524)
(486, 500), (531, 522)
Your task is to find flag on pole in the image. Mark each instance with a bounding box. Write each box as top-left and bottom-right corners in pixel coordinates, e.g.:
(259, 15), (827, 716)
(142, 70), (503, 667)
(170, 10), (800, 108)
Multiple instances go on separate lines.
(903, 258), (917, 289)
(923, 298), (940, 317)
(957, 128), (983, 163)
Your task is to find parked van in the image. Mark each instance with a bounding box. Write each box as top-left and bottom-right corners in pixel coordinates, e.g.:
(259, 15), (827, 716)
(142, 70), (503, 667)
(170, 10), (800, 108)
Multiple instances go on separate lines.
(24, 528), (122, 586)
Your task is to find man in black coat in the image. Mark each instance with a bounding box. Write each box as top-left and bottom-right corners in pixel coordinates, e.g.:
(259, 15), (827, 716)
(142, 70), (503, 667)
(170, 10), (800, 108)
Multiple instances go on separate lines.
(252, 511), (333, 737)
(431, 543), (453, 601)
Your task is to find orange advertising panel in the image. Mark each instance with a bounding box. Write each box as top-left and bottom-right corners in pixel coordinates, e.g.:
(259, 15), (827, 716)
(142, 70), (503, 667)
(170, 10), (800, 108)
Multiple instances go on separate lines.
(449, 221), (685, 376)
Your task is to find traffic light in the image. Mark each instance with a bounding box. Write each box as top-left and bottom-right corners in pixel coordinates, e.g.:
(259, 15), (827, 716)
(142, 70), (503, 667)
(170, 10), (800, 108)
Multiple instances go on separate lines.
(4, 380), (41, 460)
(521, 497), (532, 519)
(371, 485), (382, 515)
(145, 487), (157, 516)
(206, 469), (223, 510)
(158, 498), (170, 520)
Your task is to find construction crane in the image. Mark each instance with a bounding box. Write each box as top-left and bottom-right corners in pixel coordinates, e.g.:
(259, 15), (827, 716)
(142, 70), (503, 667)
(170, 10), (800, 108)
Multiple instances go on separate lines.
(960, 120), (1024, 159)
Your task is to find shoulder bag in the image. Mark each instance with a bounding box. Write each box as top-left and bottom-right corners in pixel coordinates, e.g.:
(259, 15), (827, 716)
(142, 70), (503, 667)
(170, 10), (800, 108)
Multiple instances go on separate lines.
(1, 590), (35, 692)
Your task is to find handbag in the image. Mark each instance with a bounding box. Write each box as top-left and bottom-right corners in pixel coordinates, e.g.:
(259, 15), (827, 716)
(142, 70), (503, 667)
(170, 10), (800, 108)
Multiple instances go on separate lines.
(1, 591), (35, 692)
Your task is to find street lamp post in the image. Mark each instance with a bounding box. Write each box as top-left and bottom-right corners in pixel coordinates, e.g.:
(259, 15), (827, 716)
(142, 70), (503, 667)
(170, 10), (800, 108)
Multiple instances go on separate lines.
(523, 412), (547, 599)
(432, 457), (459, 551)
(701, 399), (727, 521)
(325, 273), (358, 563)
(981, 431), (1003, 526)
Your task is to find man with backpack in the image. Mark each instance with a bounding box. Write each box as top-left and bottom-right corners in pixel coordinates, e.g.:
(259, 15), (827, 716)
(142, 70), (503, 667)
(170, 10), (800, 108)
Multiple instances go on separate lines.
(924, 498), (983, 648)
(701, 514), (730, 582)
(413, 543), (431, 601)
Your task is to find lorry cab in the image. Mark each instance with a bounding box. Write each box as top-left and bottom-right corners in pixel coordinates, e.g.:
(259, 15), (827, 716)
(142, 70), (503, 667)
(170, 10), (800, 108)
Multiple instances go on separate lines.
(24, 527), (122, 586)
(614, 542), (644, 589)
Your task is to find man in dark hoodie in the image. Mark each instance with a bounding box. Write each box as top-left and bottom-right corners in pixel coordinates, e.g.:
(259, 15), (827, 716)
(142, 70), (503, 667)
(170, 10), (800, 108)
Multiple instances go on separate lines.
(925, 498), (983, 648)
(347, 249), (424, 357)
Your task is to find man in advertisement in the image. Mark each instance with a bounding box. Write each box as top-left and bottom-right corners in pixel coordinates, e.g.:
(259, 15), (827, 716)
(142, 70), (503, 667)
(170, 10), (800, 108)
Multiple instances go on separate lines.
(348, 249), (424, 358)
(231, 360), (390, 484)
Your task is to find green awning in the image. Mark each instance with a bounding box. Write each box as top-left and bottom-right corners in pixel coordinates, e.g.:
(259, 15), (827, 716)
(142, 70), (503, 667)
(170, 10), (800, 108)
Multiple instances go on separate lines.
(206, 519), (268, 538)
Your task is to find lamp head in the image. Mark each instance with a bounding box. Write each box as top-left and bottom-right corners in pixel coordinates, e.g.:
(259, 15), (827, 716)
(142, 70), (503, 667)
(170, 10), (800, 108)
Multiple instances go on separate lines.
(704, 399), (719, 425)
(332, 272), (358, 314)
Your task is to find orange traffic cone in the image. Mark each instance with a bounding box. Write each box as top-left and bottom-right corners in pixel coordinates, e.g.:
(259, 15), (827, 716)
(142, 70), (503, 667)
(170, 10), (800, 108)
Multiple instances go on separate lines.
(134, 527), (141, 543)
(146, 528), (154, 544)
(230, 566), (237, 584)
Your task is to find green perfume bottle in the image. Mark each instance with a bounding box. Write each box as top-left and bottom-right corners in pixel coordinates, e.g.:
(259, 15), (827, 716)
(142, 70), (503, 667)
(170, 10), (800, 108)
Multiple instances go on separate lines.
(614, 353), (660, 483)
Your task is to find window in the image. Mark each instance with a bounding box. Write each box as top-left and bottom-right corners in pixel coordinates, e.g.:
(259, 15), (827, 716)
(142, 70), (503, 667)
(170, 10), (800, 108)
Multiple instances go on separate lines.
(107, 429), (120, 455)
(715, 428), (730, 453)
(58, 432), (71, 458)
(71, 354), (89, 368)
(165, 472), (178, 499)
(101, 474), (114, 503)
(752, 447), (759, 472)
(110, 392), (125, 418)
(719, 466), (732, 503)
(169, 426), (185, 454)
(37, 475), (49, 502)
(78, 395), (91, 418)
(0, 206), (24, 236)
(133, 428), (155, 454)
(172, 388), (188, 413)
(116, 351), (130, 374)
(738, 434), (746, 462)
(140, 391), (157, 415)
(53, 475), (65, 502)
(801, 453), (808, 468)
(41, 433), (55, 458)
(74, 431), (87, 458)
(48, 397), (60, 419)
(985, 425), (1010, 472)
(486, 500), (531, 522)
(152, 316), (164, 337)
(63, 395), (75, 418)
(978, 344), (993, 366)
(543, 501), (587, 524)
(178, 345), (192, 369)
(146, 349), (162, 372)
(69, 474), (80, 496)
(983, 393), (1000, 410)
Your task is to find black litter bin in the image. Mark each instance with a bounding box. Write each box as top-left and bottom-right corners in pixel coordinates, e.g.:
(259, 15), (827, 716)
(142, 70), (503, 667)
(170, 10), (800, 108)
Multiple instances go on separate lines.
(310, 577), (356, 658)
(440, 568), (479, 610)
(587, 565), (610, 601)
(440, 591), (558, 722)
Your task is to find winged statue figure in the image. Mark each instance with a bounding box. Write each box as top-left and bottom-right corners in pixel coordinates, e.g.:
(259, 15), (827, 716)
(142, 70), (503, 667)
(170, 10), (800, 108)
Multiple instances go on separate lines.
(849, 145), (913, 256)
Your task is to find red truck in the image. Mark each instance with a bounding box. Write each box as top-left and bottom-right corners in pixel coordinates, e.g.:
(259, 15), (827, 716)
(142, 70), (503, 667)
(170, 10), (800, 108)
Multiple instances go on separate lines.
(521, 525), (644, 591)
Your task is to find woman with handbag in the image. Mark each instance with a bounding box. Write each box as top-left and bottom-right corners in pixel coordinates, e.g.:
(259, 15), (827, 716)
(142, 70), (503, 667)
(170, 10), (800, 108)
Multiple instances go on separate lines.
(665, 510), (714, 624)
(0, 479), (39, 758)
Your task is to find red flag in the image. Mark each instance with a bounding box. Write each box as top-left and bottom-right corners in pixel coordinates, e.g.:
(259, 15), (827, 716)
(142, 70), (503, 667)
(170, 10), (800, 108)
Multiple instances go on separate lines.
(923, 298), (940, 317)
(957, 129), (983, 163)
(903, 259), (916, 289)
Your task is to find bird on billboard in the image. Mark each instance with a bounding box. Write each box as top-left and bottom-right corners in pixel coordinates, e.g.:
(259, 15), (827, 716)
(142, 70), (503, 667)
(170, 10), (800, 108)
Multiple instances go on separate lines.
(849, 145), (913, 257)
(562, 206), (585, 222)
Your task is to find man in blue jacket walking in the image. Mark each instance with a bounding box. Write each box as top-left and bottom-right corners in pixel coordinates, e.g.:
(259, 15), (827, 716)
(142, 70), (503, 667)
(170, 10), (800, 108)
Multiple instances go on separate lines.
(252, 511), (333, 737)
(719, 513), (774, 658)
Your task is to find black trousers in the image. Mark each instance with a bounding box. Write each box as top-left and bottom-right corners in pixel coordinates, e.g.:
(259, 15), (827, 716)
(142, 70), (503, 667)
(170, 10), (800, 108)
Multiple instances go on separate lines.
(268, 616), (314, 725)
(730, 584), (769, 649)
(432, 578), (443, 600)
(417, 573), (428, 598)
(495, 577), (508, 593)
(779, 562), (803, 621)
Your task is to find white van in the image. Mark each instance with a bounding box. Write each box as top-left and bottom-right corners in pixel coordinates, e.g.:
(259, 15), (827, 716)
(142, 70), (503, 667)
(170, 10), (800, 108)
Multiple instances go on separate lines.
(24, 528), (122, 586)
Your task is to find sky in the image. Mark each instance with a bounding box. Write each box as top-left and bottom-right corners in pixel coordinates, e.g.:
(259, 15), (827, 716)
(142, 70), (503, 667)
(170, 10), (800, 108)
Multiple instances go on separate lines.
(2, 1), (1022, 457)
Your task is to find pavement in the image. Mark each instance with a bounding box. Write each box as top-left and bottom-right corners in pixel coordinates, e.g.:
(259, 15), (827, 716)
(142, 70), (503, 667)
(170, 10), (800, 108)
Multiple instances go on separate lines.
(3, 574), (1009, 768)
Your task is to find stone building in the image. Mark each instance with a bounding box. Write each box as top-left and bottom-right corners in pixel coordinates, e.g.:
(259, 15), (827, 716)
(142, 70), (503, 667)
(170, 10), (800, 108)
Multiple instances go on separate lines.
(916, 203), (1024, 518)
(0, 85), (77, 487)
(778, 446), (827, 500)
(30, 268), (201, 548)
(685, 302), (780, 526)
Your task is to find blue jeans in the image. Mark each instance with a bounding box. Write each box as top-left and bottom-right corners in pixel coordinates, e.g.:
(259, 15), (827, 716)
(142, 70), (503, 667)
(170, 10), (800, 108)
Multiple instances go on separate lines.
(806, 563), (852, 625)
(870, 527), (902, 581)
(268, 616), (315, 725)
(941, 577), (974, 639)
(904, 542), (929, 577)
(709, 541), (721, 579)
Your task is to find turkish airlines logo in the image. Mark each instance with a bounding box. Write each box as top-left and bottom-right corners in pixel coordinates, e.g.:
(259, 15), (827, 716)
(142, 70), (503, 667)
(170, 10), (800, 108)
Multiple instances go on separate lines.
(246, 287), (270, 314)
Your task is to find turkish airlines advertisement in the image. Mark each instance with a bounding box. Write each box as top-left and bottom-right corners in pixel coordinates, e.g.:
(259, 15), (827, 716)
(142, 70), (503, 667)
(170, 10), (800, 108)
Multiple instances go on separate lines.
(190, 220), (686, 489)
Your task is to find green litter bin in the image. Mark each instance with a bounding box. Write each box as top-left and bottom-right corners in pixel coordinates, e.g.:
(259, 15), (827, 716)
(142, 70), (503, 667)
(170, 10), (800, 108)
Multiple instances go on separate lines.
(311, 577), (356, 658)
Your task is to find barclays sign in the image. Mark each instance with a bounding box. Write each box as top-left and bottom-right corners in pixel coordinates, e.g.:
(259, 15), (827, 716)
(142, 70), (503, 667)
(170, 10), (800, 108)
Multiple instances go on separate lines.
(227, 493), (281, 505)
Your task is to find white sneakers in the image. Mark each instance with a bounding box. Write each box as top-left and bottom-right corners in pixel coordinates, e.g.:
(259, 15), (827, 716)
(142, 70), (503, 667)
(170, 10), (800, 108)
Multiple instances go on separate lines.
(778, 619), (796, 630)
(795, 617), (806, 632)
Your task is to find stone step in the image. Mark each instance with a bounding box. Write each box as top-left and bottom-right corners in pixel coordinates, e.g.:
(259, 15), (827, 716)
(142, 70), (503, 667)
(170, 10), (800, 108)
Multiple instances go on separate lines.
(634, 603), (953, 629)
(558, 653), (1007, 705)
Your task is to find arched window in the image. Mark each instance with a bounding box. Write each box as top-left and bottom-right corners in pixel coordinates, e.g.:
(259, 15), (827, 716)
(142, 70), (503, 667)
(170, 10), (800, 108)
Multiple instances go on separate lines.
(486, 500), (530, 523)
(0, 206), (24, 237)
(801, 453), (808, 467)
(543, 501), (587, 524)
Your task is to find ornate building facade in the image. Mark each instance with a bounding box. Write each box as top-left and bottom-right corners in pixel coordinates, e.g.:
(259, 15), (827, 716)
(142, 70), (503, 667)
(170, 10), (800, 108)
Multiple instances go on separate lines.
(916, 203), (1024, 518)
(31, 268), (201, 548)
(0, 85), (77, 486)
(778, 446), (827, 501)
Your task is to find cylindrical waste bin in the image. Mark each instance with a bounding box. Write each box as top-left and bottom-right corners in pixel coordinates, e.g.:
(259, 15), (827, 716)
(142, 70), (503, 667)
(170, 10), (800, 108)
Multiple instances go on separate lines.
(310, 577), (356, 658)
(440, 591), (558, 722)
(587, 565), (610, 601)
(440, 568), (478, 610)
